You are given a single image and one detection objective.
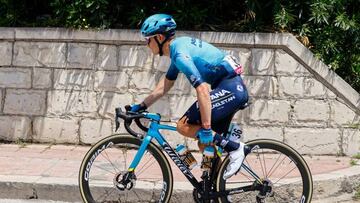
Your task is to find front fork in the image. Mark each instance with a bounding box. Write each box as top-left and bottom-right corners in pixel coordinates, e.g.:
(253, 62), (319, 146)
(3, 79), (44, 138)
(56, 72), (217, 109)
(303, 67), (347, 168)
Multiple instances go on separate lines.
(114, 135), (152, 190)
(127, 135), (152, 172)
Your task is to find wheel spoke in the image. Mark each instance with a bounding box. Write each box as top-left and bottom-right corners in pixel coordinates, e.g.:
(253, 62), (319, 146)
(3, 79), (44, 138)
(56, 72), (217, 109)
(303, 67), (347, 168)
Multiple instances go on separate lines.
(92, 163), (117, 175)
(266, 153), (282, 178)
(267, 155), (287, 178)
(256, 150), (266, 178)
(261, 148), (268, 178)
(136, 152), (157, 176)
(220, 141), (312, 203)
(79, 137), (171, 203)
(95, 187), (116, 202)
(273, 165), (298, 185)
(100, 149), (121, 173)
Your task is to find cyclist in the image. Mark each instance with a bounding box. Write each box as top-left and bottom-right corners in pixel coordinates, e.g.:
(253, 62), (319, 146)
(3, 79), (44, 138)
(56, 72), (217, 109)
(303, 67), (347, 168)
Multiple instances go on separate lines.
(129, 14), (249, 179)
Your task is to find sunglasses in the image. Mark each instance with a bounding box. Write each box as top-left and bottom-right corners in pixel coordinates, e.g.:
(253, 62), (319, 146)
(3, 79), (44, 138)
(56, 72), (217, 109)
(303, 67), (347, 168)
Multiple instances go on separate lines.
(145, 37), (151, 45)
(144, 35), (157, 45)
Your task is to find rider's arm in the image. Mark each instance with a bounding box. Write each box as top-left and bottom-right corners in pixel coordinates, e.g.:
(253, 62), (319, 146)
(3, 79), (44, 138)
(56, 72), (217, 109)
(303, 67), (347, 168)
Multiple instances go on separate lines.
(173, 52), (211, 129)
(142, 77), (175, 107)
(196, 83), (212, 129)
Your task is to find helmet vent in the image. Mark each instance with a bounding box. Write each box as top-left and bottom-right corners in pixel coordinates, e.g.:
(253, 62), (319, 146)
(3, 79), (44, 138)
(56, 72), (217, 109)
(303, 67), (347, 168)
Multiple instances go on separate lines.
(144, 24), (149, 30)
(154, 21), (158, 26)
(166, 18), (172, 21)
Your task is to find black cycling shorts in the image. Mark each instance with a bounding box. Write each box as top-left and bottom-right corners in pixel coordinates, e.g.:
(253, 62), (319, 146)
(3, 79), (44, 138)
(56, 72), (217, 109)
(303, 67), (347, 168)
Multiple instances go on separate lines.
(183, 75), (249, 134)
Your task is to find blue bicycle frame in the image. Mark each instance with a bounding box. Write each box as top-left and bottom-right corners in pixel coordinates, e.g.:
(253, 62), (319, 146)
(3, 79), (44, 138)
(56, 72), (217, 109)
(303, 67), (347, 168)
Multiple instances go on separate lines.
(127, 113), (202, 188)
(122, 112), (263, 195)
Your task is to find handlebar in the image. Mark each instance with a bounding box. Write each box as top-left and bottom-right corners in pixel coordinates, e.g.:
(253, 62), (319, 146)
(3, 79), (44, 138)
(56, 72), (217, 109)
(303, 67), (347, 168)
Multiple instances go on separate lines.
(115, 106), (158, 138)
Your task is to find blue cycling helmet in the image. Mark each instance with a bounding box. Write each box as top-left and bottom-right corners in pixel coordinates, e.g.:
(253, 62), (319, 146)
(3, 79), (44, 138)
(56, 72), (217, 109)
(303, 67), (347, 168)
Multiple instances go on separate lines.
(141, 14), (176, 37)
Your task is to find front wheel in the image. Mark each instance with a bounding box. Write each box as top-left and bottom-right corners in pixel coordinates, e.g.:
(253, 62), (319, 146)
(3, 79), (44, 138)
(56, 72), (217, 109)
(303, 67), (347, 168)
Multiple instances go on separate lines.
(216, 139), (313, 203)
(79, 135), (173, 203)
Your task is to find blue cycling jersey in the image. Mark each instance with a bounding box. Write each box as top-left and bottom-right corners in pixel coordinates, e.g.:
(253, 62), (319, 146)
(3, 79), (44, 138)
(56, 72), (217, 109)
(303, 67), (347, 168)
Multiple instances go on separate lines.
(166, 36), (240, 88)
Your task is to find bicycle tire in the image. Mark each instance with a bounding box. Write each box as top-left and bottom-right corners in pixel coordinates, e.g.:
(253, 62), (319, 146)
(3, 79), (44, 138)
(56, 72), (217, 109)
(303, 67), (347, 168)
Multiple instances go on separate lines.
(79, 135), (173, 203)
(216, 139), (313, 203)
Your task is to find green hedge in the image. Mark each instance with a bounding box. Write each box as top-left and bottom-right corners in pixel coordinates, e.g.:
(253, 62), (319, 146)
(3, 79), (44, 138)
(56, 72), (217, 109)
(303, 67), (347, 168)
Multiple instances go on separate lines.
(1, 0), (359, 92)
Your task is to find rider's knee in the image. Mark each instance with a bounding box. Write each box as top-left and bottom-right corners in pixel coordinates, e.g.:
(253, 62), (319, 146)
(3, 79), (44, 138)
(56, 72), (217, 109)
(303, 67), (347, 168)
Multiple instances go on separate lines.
(176, 116), (200, 139)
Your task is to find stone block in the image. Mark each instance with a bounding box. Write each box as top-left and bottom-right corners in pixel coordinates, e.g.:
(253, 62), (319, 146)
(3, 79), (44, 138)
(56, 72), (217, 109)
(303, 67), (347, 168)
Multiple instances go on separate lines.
(33, 117), (79, 143)
(326, 90), (337, 99)
(201, 32), (254, 46)
(13, 42), (66, 67)
(242, 126), (283, 142)
(129, 71), (162, 93)
(54, 69), (94, 90)
(135, 94), (171, 120)
(284, 128), (340, 155)
(47, 90), (97, 117)
(118, 45), (152, 69)
(97, 92), (133, 118)
(80, 118), (112, 144)
(94, 71), (129, 92)
(222, 48), (251, 75)
(275, 49), (310, 76)
(232, 106), (251, 124)
(292, 99), (330, 123)
(169, 95), (197, 121)
(167, 74), (192, 95)
(176, 31), (202, 39)
(23, 28), (141, 42)
(0, 28), (14, 39)
(278, 76), (329, 98)
(249, 99), (290, 124)
(0, 116), (31, 141)
(0, 42), (12, 66)
(95, 44), (118, 70)
(67, 43), (96, 69)
(0, 68), (31, 88)
(0, 89), (2, 112)
(243, 76), (277, 98)
(342, 128), (360, 156)
(4, 90), (46, 115)
(330, 100), (360, 126)
(298, 43), (360, 115)
(33, 68), (52, 89)
(250, 49), (275, 75)
(153, 56), (171, 72)
(254, 33), (291, 46)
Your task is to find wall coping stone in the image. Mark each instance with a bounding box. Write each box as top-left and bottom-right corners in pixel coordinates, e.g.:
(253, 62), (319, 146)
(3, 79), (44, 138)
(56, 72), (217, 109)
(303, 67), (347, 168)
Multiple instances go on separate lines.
(1, 27), (359, 115)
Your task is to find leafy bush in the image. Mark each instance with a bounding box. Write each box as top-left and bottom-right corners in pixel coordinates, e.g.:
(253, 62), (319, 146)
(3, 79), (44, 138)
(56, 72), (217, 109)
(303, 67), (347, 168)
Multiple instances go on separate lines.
(0, 0), (358, 92)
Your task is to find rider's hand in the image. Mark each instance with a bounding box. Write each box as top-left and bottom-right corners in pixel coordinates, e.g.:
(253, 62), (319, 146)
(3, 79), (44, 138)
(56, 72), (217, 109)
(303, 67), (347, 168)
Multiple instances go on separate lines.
(196, 128), (213, 144)
(129, 103), (147, 112)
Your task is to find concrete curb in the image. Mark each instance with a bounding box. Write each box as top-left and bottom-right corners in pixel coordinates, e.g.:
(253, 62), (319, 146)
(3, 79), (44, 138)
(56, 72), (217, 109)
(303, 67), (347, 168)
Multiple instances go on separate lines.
(0, 165), (359, 202)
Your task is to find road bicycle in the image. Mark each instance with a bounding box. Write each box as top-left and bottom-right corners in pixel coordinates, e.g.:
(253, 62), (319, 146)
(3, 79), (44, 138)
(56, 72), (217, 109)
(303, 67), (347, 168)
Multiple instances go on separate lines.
(79, 106), (313, 203)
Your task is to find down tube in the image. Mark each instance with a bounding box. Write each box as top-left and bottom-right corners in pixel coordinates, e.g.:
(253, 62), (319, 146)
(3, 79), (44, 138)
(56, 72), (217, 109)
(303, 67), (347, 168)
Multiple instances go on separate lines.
(153, 124), (201, 188)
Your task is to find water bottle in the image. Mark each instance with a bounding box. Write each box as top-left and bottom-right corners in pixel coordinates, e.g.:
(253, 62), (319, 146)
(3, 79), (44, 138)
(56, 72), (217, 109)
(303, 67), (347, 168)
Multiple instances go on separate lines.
(201, 146), (215, 170)
(175, 144), (197, 170)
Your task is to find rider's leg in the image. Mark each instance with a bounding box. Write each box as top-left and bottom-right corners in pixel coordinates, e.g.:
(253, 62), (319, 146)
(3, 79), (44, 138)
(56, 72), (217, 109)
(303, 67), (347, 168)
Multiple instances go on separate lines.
(209, 76), (249, 179)
(176, 116), (209, 152)
(177, 75), (248, 148)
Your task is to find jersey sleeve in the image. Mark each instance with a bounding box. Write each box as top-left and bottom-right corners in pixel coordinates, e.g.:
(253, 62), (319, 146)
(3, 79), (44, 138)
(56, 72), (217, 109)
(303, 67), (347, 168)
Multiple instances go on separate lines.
(165, 62), (179, 81)
(173, 52), (204, 88)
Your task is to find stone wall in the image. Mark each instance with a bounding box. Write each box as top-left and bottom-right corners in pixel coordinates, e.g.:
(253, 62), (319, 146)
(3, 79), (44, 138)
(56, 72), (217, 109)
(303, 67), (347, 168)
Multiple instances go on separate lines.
(0, 28), (359, 155)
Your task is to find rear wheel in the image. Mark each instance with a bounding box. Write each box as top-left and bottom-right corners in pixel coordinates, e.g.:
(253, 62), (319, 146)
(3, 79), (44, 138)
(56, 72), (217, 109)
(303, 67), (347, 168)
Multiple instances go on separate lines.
(216, 139), (313, 203)
(79, 135), (173, 203)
